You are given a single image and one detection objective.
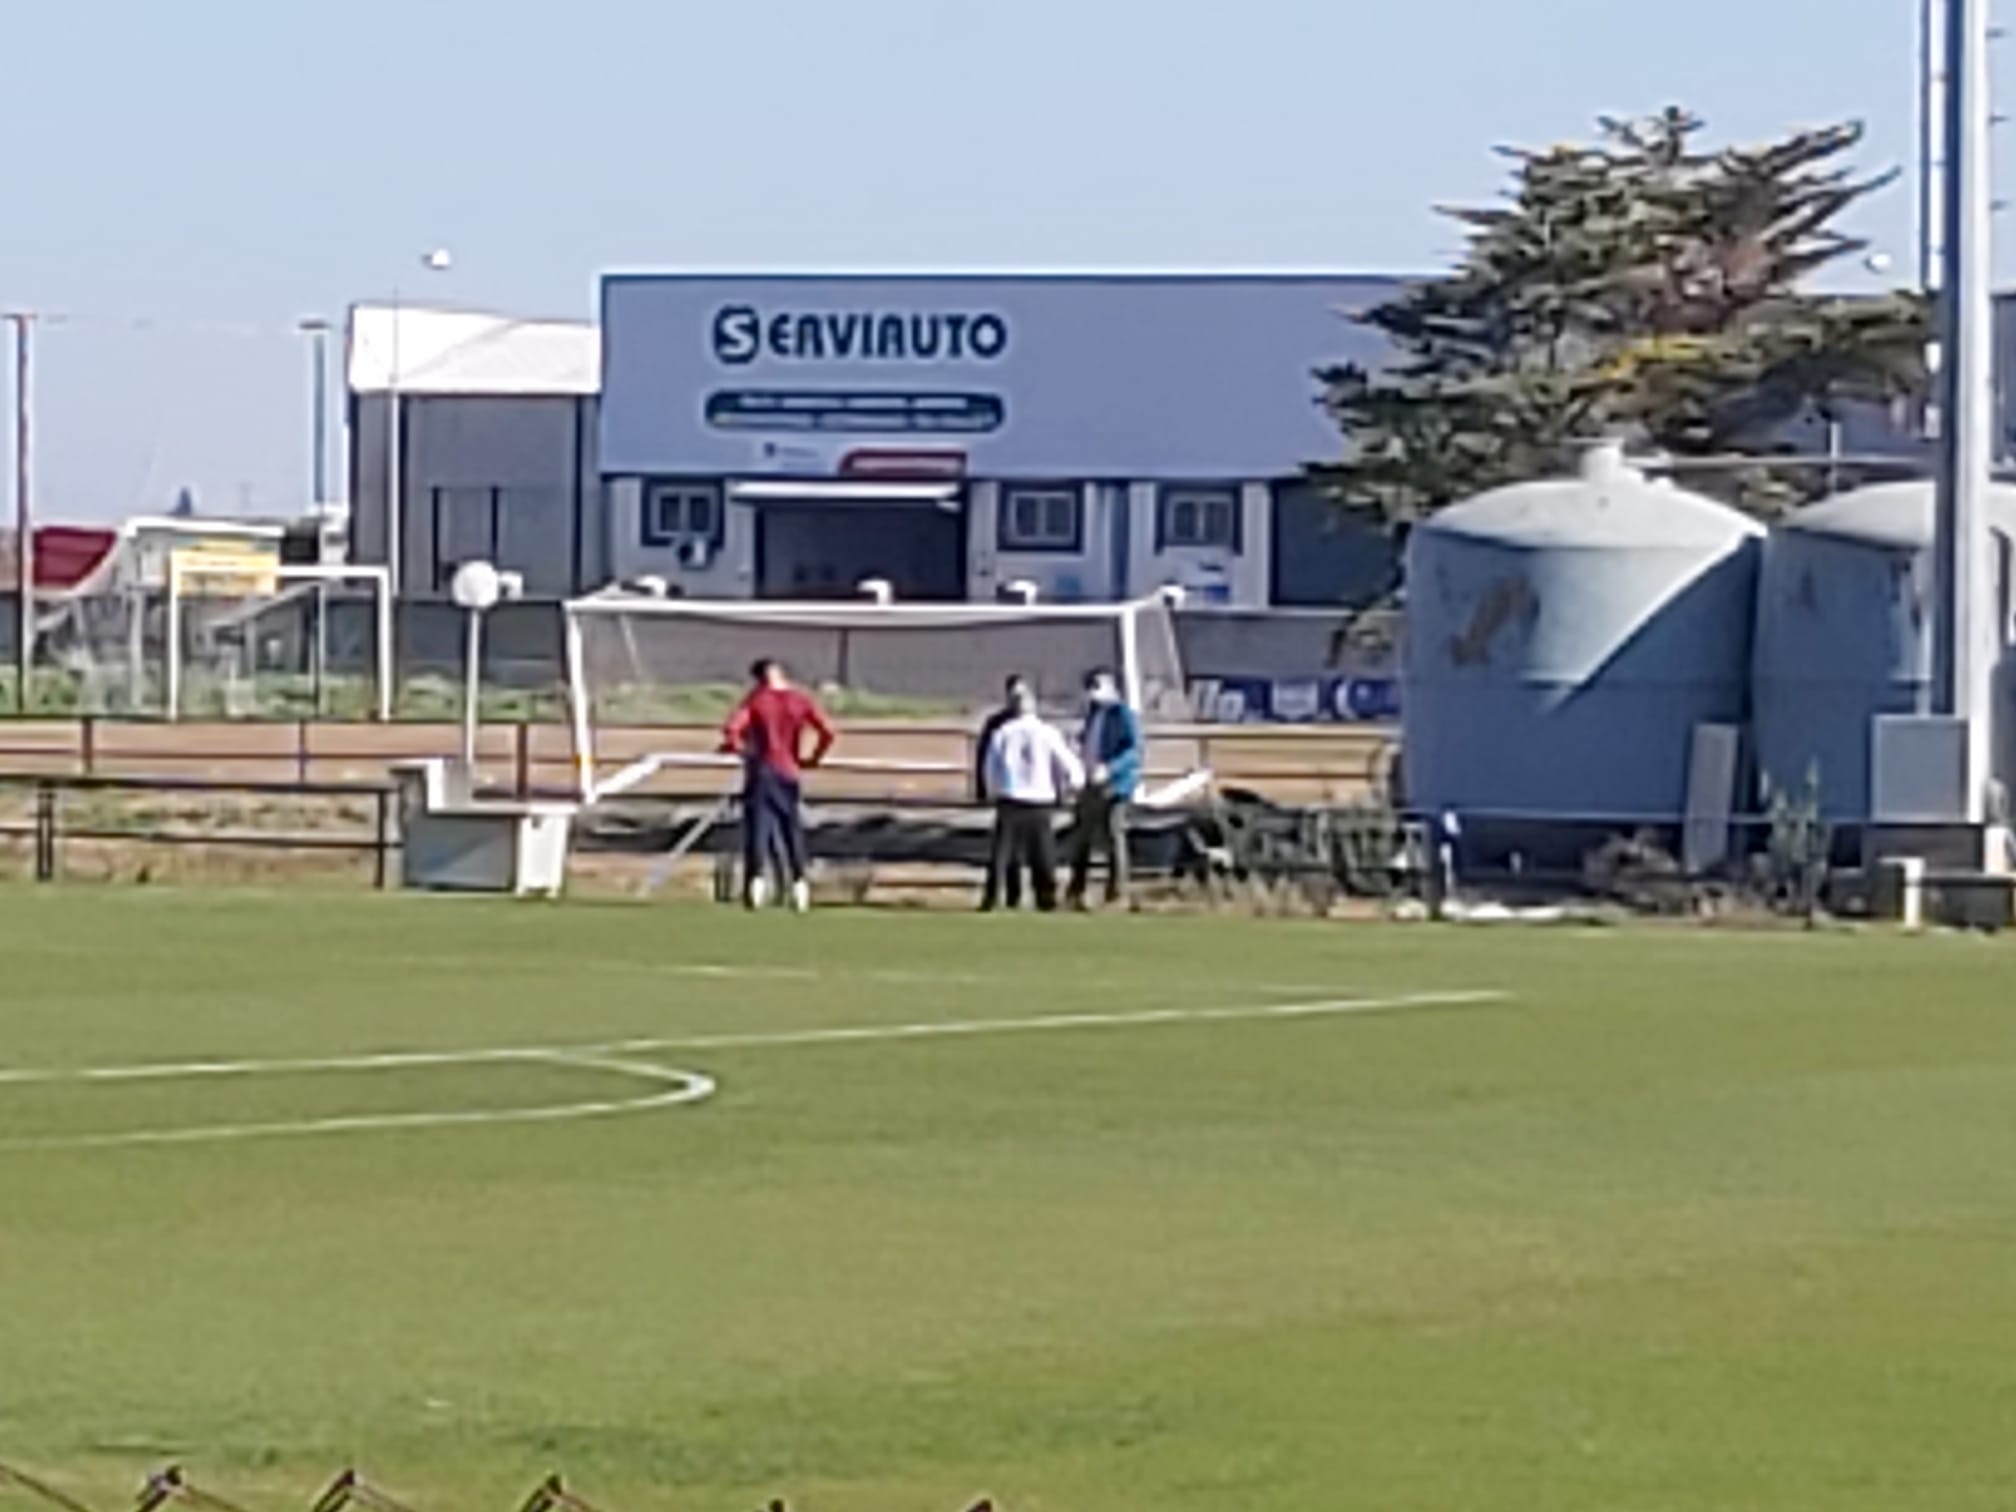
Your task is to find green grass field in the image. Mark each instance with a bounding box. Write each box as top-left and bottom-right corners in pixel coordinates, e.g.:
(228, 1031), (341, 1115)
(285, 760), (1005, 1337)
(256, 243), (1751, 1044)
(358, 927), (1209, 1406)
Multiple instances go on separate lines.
(3, 893), (2015, 1511)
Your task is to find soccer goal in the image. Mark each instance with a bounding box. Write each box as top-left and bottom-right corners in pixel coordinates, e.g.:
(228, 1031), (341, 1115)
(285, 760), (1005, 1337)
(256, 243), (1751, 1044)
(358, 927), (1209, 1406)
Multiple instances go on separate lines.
(38, 559), (393, 721)
(31, 521), (395, 720)
(163, 560), (394, 721)
(561, 591), (1191, 802)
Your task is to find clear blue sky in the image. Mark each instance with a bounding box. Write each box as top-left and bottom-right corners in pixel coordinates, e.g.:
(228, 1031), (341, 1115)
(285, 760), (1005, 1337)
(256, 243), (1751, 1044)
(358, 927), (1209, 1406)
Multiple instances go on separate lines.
(0, 0), (1950, 521)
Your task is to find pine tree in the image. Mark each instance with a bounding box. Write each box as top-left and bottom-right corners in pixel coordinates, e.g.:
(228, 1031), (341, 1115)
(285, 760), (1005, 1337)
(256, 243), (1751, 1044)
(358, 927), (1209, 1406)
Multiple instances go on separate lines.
(1315, 110), (1929, 522)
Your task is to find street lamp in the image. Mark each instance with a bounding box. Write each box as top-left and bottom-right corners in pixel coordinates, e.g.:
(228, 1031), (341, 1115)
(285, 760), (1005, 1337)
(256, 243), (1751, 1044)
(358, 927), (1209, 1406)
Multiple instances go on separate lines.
(451, 558), (502, 778)
(386, 247), (453, 600)
(296, 318), (332, 508)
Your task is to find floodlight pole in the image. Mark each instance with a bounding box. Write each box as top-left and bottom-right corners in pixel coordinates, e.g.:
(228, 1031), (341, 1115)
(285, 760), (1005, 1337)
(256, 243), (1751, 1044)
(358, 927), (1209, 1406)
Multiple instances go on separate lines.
(1931, 0), (1995, 822)
(385, 250), (452, 604)
(297, 317), (332, 508)
(1920, 0), (1948, 290)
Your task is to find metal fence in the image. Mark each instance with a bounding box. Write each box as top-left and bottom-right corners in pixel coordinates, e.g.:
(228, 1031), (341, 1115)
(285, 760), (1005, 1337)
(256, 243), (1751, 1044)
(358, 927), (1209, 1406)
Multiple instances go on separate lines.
(0, 716), (1398, 806)
(0, 773), (396, 886)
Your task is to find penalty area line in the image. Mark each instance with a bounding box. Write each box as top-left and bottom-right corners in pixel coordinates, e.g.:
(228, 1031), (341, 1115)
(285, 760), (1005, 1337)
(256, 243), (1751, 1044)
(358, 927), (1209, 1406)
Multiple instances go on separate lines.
(0, 990), (1508, 1151)
(597, 988), (1512, 1056)
(0, 1052), (716, 1152)
(0, 990), (1510, 1088)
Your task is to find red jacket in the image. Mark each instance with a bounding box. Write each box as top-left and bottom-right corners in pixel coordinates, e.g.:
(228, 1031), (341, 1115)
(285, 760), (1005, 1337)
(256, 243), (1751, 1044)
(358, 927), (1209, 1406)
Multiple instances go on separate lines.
(721, 686), (836, 782)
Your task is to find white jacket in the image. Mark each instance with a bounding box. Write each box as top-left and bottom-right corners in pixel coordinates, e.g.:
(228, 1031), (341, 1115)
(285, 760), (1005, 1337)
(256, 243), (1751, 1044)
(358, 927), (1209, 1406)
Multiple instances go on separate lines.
(984, 713), (1085, 806)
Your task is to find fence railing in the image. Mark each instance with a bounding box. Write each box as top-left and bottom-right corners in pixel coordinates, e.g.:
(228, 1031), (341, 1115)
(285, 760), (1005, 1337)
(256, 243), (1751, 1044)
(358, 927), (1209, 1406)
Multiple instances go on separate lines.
(0, 773), (397, 886)
(0, 716), (1398, 805)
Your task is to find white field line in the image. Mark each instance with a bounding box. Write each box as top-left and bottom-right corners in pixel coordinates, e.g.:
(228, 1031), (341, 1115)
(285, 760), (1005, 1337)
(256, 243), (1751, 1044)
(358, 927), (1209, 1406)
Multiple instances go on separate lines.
(0, 990), (1507, 1088)
(600, 988), (1509, 1054)
(371, 956), (1340, 992)
(0, 990), (1507, 1152)
(0, 1052), (716, 1153)
(2, 940), (1374, 1000)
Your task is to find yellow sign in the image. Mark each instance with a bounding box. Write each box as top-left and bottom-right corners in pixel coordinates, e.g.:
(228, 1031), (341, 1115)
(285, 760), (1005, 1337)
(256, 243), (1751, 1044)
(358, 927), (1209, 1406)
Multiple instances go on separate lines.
(171, 544), (281, 598)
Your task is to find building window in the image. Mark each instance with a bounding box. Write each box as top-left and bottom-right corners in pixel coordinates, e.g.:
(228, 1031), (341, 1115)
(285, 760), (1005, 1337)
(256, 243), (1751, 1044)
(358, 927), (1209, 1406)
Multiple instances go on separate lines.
(641, 480), (722, 548)
(1157, 485), (1241, 551)
(1000, 485), (1083, 552)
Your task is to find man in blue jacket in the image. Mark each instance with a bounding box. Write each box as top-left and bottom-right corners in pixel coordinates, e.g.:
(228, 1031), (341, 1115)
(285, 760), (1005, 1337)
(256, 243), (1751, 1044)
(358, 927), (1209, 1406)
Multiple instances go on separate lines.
(1067, 668), (1143, 908)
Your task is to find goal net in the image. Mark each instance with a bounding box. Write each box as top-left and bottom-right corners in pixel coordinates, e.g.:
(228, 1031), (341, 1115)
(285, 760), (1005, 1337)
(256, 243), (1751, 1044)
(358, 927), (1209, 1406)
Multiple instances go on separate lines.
(562, 592), (1191, 801)
(36, 553), (392, 720)
(164, 563), (393, 721)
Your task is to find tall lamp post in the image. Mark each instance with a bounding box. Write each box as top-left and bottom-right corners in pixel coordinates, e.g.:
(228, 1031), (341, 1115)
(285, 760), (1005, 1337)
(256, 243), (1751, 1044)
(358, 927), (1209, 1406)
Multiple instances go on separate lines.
(296, 317), (332, 508)
(386, 248), (453, 601)
(1931, 0), (1995, 825)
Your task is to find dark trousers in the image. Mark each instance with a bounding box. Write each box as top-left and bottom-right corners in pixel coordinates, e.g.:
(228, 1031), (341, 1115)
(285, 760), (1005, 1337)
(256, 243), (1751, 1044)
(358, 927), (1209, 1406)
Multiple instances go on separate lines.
(988, 800), (1060, 912)
(981, 811), (1024, 911)
(1066, 785), (1130, 904)
(742, 764), (808, 889)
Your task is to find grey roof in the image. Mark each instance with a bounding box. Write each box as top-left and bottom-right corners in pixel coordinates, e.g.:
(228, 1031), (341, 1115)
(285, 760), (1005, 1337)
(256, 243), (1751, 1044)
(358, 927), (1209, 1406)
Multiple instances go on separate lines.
(1781, 480), (2016, 549)
(1421, 471), (1763, 551)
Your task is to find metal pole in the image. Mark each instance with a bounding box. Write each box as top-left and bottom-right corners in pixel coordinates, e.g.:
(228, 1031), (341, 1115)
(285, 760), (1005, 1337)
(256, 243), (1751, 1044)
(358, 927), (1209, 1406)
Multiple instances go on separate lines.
(387, 295), (402, 599)
(166, 556), (183, 721)
(1920, 0), (1948, 291)
(8, 312), (32, 712)
(374, 567), (393, 721)
(563, 606), (595, 801)
(301, 319), (331, 507)
(374, 786), (391, 889)
(1932, 0), (1994, 822)
(462, 603), (483, 774)
(34, 781), (55, 882)
(312, 579), (328, 717)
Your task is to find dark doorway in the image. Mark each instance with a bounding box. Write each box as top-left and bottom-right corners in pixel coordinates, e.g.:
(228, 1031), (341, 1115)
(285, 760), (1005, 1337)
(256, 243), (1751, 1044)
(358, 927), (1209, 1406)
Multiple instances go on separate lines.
(1269, 481), (1400, 608)
(757, 499), (966, 600)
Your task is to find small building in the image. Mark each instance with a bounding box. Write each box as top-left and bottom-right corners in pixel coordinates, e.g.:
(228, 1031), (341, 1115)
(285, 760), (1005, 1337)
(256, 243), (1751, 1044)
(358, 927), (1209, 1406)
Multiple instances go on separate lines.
(346, 304), (603, 598)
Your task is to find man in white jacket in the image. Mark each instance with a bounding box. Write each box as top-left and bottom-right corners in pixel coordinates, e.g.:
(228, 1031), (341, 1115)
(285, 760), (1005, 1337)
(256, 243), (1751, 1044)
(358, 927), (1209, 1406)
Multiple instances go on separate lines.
(981, 683), (1085, 912)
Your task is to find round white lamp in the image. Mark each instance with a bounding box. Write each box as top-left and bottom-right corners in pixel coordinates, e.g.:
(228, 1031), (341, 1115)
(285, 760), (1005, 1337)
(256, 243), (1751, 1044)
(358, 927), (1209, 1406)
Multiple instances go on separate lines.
(452, 559), (502, 612)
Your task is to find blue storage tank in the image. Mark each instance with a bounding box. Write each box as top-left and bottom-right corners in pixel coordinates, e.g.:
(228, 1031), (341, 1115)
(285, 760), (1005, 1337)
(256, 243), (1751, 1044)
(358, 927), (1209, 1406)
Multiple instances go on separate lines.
(1403, 448), (1763, 823)
(1752, 480), (2016, 822)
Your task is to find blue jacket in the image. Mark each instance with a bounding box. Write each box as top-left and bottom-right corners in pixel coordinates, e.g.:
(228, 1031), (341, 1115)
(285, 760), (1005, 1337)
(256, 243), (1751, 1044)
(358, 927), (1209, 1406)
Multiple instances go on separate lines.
(1082, 701), (1143, 800)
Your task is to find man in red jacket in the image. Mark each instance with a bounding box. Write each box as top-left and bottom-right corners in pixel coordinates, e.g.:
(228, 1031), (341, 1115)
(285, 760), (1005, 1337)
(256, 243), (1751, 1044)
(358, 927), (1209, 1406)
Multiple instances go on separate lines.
(721, 658), (836, 911)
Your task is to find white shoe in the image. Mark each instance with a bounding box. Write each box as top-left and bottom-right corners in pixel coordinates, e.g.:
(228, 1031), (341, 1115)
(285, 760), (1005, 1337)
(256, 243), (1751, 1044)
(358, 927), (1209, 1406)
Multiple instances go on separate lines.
(747, 875), (771, 910)
(790, 879), (812, 913)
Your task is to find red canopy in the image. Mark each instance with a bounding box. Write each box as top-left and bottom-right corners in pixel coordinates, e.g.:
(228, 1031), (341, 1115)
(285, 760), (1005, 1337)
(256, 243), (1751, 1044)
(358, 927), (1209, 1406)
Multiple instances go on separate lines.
(27, 526), (118, 590)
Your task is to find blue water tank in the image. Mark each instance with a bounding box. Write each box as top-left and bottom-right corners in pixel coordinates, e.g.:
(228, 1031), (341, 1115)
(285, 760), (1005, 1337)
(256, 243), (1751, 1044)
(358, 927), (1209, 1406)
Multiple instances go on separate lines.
(1752, 480), (2016, 822)
(1403, 449), (1763, 821)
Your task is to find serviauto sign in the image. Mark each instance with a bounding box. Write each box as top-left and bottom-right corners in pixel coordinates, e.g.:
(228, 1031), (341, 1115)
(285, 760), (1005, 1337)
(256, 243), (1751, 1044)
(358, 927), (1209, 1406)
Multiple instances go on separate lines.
(602, 274), (1401, 478)
(710, 304), (1010, 366)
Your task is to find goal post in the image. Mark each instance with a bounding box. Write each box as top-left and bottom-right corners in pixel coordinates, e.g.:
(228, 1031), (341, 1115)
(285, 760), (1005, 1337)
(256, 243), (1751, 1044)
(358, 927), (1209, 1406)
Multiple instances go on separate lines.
(164, 557), (394, 722)
(27, 521), (394, 720)
(560, 591), (1191, 803)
